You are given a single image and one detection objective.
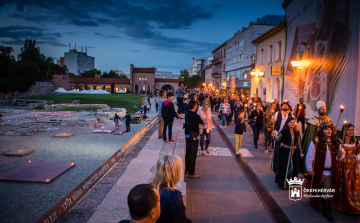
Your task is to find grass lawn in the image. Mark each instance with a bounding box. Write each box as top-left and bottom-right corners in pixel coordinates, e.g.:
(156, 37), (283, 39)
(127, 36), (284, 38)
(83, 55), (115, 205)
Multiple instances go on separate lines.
(21, 94), (144, 112)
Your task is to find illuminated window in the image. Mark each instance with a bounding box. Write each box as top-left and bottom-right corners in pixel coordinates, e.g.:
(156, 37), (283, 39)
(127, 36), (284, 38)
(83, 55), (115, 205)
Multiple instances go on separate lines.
(243, 82), (248, 87)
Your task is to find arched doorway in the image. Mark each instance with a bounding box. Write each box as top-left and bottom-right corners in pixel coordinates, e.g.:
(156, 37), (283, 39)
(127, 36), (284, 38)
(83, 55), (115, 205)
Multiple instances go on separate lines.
(96, 86), (103, 90)
(266, 78), (272, 102)
(274, 77), (281, 102)
(147, 85), (151, 94)
(58, 86), (63, 90)
(87, 86), (94, 90)
(123, 87), (129, 93)
(258, 79), (263, 100)
(114, 86), (120, 92)
(141, 85), (146, 93)
(134, 85), (139, 93)
(161, 84), (174, 91)
(105, 86), (111, 92)
(78, 85), (85, 91)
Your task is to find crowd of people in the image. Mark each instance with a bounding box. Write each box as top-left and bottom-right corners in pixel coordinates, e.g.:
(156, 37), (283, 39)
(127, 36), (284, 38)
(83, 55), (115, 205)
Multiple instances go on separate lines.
(146, 83), (360, 222)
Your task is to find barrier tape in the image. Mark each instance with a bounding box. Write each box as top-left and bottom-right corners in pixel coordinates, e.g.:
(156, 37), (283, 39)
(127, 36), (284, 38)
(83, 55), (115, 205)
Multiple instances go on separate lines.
(37, 116), (159, 223)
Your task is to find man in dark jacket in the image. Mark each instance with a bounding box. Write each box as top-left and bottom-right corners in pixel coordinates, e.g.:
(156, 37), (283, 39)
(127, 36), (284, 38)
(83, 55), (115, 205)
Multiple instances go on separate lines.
(249, 103), (264, 149)
(185, 101), (203, 179)
(161, 92), (178, 143)
(124, 112), (131, 132)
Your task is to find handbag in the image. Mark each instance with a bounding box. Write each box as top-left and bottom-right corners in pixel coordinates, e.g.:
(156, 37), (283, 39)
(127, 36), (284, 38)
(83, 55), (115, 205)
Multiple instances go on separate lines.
(186, 114), (199, 140)
(248, 119), (256, 127)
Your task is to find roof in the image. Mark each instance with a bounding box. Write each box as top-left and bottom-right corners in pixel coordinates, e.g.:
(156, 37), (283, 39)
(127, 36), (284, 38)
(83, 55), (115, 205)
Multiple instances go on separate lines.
(254, 15), (285, 26)
(252, 22), (285, 44)
(132, 67), (156, 73)
(69, 77), (130, 84)
(211, 41), (227, 53)
(155, 78), (183, 83)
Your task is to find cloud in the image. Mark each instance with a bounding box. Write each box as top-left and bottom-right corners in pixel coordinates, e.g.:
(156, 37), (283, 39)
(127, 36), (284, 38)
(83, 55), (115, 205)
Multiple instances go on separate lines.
(0, 25), (66, 46)
(94, 32), (120, 38)
(0, 0), (214, 54)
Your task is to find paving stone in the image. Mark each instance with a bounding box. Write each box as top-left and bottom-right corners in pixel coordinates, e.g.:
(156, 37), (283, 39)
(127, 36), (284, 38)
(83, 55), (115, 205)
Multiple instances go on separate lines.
(207, 195), (239, 205)
(210, 215), (247, 223)
(191, 203), (225, 215)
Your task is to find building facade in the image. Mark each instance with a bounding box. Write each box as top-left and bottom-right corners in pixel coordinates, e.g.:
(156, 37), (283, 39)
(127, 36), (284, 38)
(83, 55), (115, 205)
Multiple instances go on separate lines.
(64, 49), (95, 76)
(192, 57), (213, 76)
(224, 15), (284, 94)
(211, 42), (227, 90)
(251, 22), (285, 102)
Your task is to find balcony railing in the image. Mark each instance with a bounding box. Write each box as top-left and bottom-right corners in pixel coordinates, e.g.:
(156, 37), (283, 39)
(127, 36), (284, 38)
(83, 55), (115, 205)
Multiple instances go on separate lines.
(212, 72), (222, 77)
(211, 57), (222, 65)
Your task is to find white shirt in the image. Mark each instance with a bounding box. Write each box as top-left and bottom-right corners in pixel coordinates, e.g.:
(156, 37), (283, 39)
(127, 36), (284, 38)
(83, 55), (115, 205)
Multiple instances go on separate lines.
(306, 141), (332, 176)
(274, 111), (291, 134)
(198, 109), (212, 131)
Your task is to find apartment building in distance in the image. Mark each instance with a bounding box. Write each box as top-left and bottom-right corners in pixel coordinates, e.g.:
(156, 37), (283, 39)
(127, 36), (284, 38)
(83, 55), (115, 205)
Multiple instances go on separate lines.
(191, 57), (213, 76)
(224, 14), (284, 94)
(210, 42), (227, 90)
(64, 46), (95, 76)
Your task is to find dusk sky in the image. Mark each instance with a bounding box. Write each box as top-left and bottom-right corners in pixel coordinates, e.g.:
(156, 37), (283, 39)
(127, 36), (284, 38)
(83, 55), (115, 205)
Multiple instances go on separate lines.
(0, 0), (285, 74)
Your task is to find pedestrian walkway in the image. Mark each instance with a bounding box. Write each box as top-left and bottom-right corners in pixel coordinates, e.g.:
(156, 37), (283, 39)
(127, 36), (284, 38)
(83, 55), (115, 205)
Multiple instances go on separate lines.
(214, 112), (360, 223)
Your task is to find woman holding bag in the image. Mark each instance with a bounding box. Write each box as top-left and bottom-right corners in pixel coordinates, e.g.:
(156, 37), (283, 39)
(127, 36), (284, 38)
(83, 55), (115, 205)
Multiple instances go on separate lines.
(199, 102), (212, 156)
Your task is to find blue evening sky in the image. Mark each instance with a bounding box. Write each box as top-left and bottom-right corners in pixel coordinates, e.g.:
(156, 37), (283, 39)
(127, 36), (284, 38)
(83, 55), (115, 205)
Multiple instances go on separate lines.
(0, 0), (285, 74)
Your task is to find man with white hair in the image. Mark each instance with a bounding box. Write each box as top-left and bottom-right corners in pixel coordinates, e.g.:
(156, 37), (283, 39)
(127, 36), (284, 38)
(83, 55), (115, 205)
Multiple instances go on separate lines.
(300, 100), (337, 176)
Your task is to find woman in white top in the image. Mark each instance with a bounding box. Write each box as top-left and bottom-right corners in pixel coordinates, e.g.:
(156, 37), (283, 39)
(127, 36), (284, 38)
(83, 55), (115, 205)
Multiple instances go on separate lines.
(199, 102), (212, 155)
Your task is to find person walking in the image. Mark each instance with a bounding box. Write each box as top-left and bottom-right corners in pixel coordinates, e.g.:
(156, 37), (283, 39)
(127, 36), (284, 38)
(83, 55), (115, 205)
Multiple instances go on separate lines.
(157, 90), (166, 139)
(235, 112), (246, 155)
(114, 114), (120, 129)
(124, 112), (131, 132)
(263, 103), (276, 154)
(176, 82), (187, 119)
(219, 99), (231, 128)
(249, 103), (264, 149)
(185, 101), (203, 179)
(198, 102), (212, 156)
(161, 92), (178, 143)
(271, 101), (292, 174)
(234, 99), (244, 123)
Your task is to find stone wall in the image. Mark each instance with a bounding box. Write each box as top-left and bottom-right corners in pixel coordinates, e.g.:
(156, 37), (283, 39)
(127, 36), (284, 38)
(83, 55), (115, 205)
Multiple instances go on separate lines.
(17, 82), (54, 98)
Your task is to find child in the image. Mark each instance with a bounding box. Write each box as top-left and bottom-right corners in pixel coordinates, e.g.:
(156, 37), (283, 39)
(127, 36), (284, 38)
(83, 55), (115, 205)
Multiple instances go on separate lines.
(183, 98), (189, 114)
(161, 92), (179, 143)
(124, 112), (131, 132)
(235, 112), (246, 155)
(144, 105), (147, 115)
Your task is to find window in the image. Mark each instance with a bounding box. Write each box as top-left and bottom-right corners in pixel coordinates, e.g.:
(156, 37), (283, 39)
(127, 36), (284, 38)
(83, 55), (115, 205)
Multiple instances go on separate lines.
(244, 74), (247, 79)
(235, 43), (238, 49)
(223, 49), (225, 57)
(220, 51), (222, 58)
(232, 57), (237, 64)
(276, 40), (282, 60)
(268, 44), (273, 62)
(238, 54), (243, 62)
(139, 77), (141, 81)
(238, 39), (244, 48)
(223, 64), (225, 70)
(260, 48), (264, 65)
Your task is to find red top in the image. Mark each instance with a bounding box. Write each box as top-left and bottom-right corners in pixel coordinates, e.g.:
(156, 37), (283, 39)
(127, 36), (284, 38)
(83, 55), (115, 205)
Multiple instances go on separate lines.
(296, 104), (306, 117)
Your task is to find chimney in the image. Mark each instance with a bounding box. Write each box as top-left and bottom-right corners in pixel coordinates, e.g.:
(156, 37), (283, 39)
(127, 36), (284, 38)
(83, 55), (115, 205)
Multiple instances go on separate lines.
(242, 27), (245, 31)
(257, 18), (260, 21)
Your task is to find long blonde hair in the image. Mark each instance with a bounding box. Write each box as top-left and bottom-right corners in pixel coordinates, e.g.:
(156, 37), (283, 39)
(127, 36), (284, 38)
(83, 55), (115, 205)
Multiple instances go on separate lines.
(152, 155), (182, 191)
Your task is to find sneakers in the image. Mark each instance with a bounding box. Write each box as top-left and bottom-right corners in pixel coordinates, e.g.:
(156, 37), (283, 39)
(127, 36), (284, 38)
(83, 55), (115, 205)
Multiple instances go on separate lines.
(202, 151), (206, 156)
(265, 150), (269, 154)
(188, 174), (200, 179)
(168, 140), (175, 144)
(158, 137), (163, 139)
(224, 126), (227, 129)
(236, 152), (241, 156)
(205, 149), (210, 154)
(163, 140), (167, 143)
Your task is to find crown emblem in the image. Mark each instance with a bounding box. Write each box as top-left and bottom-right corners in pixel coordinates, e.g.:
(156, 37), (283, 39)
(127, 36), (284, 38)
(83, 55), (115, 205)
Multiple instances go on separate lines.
(286, 177), (305, 185)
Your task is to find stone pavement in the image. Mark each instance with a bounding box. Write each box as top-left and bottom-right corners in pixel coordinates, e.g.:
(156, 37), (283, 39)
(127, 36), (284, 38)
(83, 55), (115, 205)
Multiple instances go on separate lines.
(215, 112), (360, 223)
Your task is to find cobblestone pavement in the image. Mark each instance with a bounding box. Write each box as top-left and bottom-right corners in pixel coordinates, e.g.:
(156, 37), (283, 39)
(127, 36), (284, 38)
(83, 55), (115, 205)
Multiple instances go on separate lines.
(213, 112), (360, 223)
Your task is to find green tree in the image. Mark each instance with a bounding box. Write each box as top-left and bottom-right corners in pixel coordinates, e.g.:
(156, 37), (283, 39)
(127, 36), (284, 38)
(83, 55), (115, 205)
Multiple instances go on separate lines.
(119, 73), (128, 79)
(184, 75), (204, 89)
(0, 46), (16, 79)
(45, 58), (68, 80)
(81, 69), (101, 78)
(68, 73), (77, 77)
(179, 69), (190, 79)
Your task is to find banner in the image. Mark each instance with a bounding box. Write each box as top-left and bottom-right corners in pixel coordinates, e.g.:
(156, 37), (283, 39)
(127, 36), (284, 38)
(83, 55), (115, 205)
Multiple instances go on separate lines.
(283, 0), (360, 135)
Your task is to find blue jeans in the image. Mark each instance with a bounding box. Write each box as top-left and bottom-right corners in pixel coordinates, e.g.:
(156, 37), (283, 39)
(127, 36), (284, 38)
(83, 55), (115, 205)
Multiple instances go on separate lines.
(222, 113), (226, 126)
(252, 126), (261, 148)
(200, 130), (211, 150)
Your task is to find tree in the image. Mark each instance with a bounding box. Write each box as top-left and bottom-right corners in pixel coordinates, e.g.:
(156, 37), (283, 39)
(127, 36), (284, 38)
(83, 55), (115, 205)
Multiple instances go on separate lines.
(101, 70), (128, 79)
(184, 75), (204, 89)
(179, 69), (190, 79)
(45, 58), (67, 80)
(81, 69), (101, 78)
(119, 73), (128, 79)
(68, 73), (77, 77)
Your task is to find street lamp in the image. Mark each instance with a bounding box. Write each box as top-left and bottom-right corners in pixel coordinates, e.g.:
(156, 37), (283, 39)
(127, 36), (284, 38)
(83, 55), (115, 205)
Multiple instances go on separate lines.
(251, 70), (264, 78)
(291, 42), (307, 69)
